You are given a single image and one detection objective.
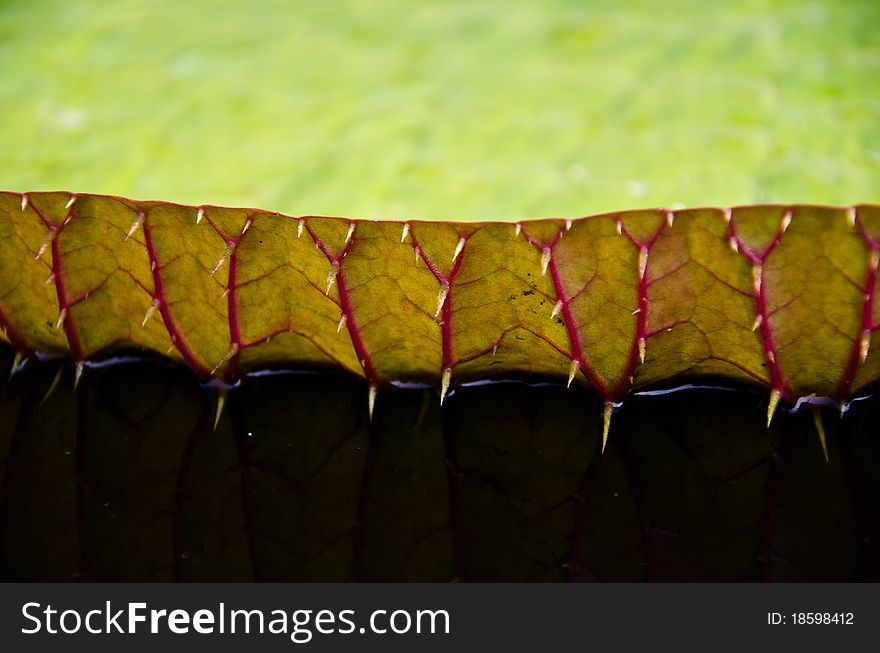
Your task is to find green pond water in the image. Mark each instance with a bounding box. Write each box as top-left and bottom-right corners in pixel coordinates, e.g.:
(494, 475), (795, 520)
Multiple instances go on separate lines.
(0, 0), (877, 220)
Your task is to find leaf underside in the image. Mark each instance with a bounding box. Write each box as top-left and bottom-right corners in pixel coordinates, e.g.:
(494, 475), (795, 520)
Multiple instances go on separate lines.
(1, 191), (880, 408)
(1, 349), (878, 582)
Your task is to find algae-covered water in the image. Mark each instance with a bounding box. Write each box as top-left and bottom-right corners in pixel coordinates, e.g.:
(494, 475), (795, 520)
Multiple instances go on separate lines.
(0, 0), (877, 219)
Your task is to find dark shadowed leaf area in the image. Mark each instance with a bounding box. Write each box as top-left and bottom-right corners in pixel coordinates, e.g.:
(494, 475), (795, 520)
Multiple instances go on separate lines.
(0, 344), (877, 582)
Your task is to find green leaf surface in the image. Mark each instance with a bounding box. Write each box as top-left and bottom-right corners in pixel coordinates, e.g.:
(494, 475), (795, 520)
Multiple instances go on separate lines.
(2, 192), (879, 409)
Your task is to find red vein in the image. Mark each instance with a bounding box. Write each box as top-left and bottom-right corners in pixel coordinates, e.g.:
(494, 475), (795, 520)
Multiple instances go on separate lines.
(197, 210), (246, 379)
(141, 213), (210, 377)
(728, 212), (790, 398)
(407, 228), (470, 378)
(50, 234), (85, 359)
(547, 254), (607, 395)
(307, 223), (378, 385)
(29, 200), (84, 360)
(613, 219), (668, 396)
(207, 216), (253, 380)
(838, 209), (879, 400)
(521, 227), (607, 396)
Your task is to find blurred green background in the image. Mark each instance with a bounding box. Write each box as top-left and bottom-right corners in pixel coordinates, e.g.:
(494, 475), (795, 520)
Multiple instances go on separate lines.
(0, 0), (877, 220)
